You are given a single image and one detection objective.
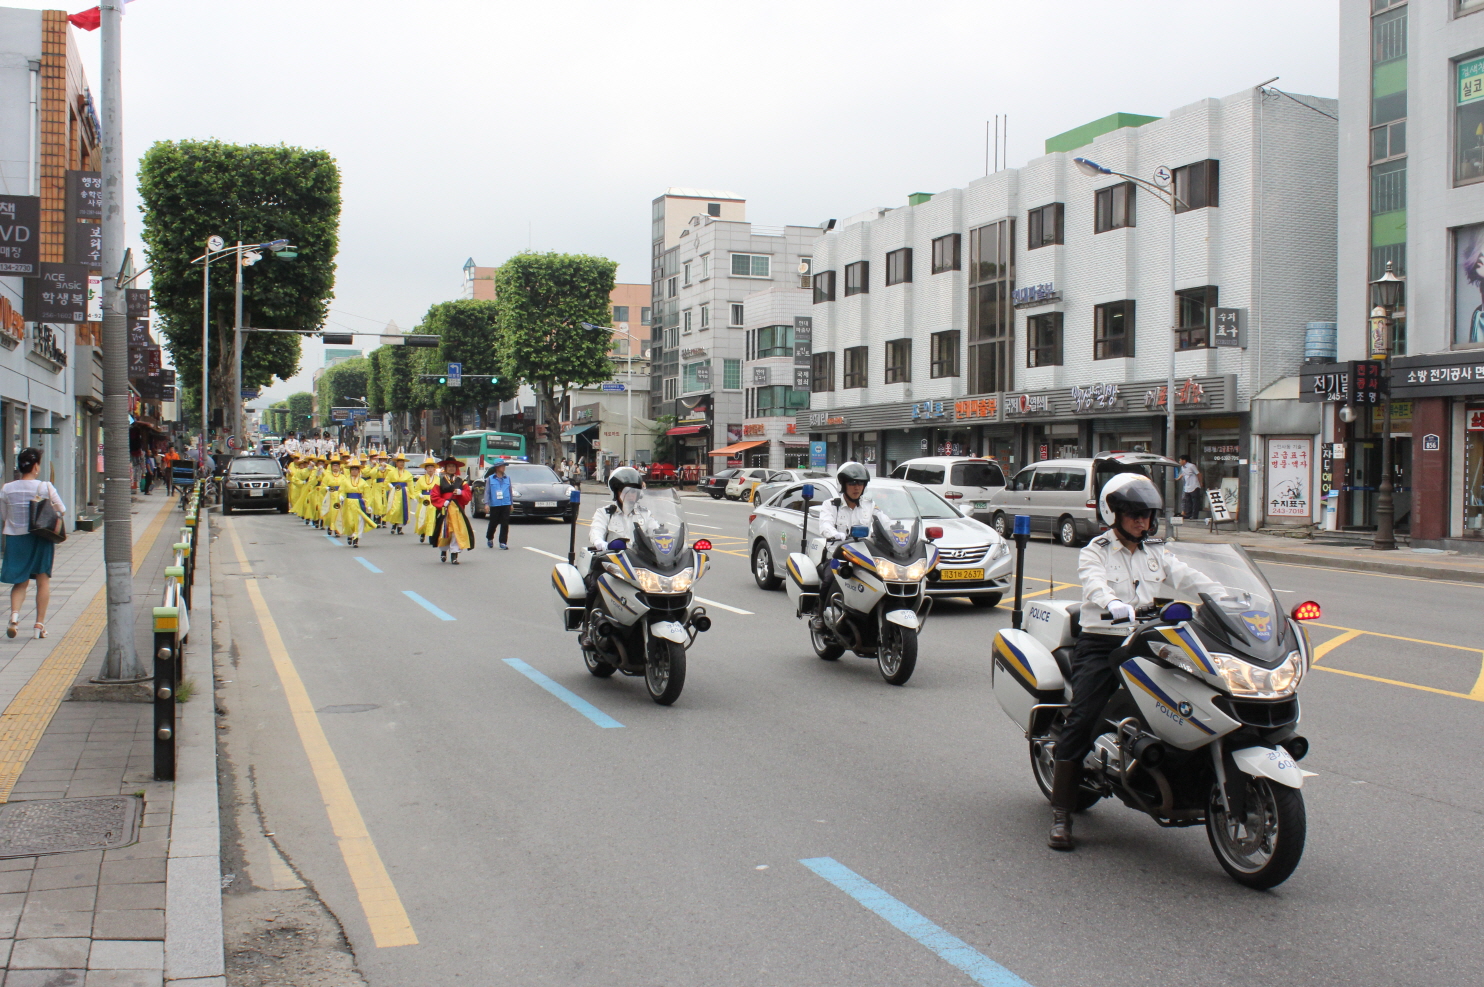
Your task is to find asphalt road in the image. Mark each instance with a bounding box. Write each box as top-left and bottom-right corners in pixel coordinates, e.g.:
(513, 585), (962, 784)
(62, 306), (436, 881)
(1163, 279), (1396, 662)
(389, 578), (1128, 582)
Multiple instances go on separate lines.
(212, 493), (1484, 987)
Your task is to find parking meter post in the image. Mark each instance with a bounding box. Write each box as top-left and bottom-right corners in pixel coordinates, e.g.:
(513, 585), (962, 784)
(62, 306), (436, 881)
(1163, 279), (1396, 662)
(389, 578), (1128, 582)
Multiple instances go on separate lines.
(567, 488), (581, 565)
(1011, 514), (1032, 630)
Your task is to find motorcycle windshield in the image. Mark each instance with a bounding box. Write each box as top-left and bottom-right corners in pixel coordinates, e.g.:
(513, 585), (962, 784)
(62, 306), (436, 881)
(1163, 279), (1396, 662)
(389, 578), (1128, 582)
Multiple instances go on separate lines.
(1165, 542), (1293, 664)
(870, 515), (924, 561)
(627, 488), (689, 575)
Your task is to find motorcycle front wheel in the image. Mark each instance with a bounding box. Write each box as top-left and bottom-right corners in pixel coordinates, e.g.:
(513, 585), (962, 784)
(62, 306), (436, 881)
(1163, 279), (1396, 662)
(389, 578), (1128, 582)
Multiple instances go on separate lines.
(645, 636), (686, 705)
(877, 624), (918, 685)
(1206, 778), (1306, 890)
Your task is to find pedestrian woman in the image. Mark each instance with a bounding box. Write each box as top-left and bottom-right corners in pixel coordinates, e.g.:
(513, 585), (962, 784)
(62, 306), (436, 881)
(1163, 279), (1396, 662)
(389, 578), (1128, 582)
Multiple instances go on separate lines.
(484, 461), (512, 549)
(2, 448), (65, 639)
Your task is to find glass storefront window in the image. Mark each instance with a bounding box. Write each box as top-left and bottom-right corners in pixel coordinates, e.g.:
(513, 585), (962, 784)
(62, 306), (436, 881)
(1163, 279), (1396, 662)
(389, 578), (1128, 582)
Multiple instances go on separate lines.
(1466, 407), (1484, 532)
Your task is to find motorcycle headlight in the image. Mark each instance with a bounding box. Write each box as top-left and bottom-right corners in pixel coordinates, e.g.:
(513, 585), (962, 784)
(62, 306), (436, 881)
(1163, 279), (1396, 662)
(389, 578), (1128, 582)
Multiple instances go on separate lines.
(631, 566), (695, 594)
(874, 558), (932, 581)
(1209, 650), (1304, 699)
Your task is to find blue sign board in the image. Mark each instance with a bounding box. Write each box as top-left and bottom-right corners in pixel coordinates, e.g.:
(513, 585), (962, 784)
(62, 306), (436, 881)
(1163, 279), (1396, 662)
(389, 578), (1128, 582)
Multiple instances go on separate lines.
(600, 382), (626, 392)
(809, 440), (827, 470)
(447, 362), (462, 387)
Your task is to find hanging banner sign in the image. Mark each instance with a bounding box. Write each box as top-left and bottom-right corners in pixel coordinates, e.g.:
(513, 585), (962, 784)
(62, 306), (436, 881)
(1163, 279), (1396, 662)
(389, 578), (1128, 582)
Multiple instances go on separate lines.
(0, 195), (42, 275)
(23, 263), (91, 323)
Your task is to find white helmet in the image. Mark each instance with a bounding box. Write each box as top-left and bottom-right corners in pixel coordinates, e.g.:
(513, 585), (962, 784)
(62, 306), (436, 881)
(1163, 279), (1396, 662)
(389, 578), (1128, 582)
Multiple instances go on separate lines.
(1098, 472), (1163, 535)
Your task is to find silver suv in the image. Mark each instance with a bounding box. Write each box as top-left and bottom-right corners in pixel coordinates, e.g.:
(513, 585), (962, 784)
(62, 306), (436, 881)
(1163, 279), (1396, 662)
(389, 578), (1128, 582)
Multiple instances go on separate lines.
(986, 452), (1179, 547)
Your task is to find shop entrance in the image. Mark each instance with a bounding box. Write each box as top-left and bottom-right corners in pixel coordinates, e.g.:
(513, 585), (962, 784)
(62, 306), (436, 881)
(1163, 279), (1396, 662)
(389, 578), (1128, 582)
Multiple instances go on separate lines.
(1466, 408), (1484, 534)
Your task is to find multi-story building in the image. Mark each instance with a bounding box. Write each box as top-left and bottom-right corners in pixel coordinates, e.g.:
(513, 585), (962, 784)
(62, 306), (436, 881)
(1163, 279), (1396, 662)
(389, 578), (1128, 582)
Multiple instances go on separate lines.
(725, 285), (814, 469)
(1314, 0), (1484, 549)
(647, 189), (818, 467)
(805, 88), (1336, 530)
(0, 7), (101, 516)
(563, 282), (652, 467)
(460, 258), (495, 300)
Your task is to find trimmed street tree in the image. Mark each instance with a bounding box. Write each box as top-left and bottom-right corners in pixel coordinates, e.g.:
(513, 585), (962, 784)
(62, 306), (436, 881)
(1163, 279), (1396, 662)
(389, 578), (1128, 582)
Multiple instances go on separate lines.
(316, 356), (370, 428)
(137, 140), (340, 421)
(285, 391), (315, 436)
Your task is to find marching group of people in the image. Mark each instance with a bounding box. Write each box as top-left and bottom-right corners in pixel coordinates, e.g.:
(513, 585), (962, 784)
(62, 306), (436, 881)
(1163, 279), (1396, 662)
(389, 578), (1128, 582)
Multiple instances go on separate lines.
(281, 448), (479, 563)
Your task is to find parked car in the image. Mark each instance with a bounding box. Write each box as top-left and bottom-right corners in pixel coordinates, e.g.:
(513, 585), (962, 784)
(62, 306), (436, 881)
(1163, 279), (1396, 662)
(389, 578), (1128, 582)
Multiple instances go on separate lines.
(888, 457), (1007, 523)
(750, 469), (832, 507)
(747, 476), (1012, 606)
(471, 462), (576, 521)
(699, 467), (745, 499)
(985, 452), (1180, 546)
(220, 455), (288, 515)
(724, 467), (784, 501)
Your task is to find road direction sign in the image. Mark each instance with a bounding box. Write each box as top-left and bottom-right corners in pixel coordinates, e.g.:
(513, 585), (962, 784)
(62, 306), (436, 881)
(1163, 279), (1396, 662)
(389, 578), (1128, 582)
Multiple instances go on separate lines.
(601, 382), (625, 391)
(448, 362), (462, 388)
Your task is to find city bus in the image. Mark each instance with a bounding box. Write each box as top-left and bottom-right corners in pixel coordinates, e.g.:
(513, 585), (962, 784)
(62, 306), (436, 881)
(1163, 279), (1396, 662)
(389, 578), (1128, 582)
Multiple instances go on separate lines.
(449, 430), (528, 472)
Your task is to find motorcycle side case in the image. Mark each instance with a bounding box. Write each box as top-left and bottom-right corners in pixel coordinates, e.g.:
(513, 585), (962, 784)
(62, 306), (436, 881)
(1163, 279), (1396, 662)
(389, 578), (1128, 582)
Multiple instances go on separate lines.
(1023, 599), (1080, 651)
(1118, 656), (1241, 751)
(991, 629), (1067, 733)
(785, 552), (819, 610)
(551, 563), (586, 632)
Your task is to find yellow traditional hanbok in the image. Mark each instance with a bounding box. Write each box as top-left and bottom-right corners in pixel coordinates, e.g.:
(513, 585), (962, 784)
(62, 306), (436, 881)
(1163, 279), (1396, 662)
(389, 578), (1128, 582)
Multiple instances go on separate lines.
(368, 455), (389, 520)
(288, 460), (310, 517)
(339, 464), (377, 547)
(413, 457), (439, 542)
(303, 460), (325, 526)
(384, 455), (414, 533)
(320, 464), (347, 535)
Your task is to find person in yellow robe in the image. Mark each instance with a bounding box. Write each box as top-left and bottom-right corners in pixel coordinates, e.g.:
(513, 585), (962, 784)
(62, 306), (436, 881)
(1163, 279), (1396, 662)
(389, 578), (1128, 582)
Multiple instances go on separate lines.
(320, 456), (348, 535)
(383, 452), (415, 535)
(367, 451), (389, 525)
(339, 458), (378, 547)
(304, 457), (324, 527)
(293, 455), (315, 518)
(286, 457), (305, 517)
(413, 455), (440, 543)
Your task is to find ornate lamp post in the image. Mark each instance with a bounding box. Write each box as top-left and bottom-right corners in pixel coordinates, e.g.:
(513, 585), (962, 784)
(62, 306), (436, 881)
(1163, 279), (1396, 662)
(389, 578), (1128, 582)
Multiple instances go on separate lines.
(1369, 261), (1405, 551)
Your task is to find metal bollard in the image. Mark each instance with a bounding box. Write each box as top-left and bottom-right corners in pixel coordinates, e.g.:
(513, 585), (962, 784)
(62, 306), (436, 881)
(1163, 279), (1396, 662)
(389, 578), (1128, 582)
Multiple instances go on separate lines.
(152, 607), (179, 780)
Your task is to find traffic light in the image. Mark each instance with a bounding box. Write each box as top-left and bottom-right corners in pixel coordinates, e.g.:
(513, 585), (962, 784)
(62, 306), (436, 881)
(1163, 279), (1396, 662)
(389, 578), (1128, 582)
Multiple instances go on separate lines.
(438, 376), (447, 385)
(321, 333), (354, 345)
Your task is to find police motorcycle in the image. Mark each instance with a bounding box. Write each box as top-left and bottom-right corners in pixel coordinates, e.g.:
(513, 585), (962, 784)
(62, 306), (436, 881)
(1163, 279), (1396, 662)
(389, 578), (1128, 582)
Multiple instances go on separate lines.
(550, 486), (713, 705)
(782, 484), (941, 685)
(991, 515), (1321, 888)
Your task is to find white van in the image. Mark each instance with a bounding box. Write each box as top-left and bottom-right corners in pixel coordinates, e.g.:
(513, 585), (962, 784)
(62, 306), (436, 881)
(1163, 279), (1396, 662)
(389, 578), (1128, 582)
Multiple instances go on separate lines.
(888, 457), (1007, 523)
(985, 452), (1180, 546)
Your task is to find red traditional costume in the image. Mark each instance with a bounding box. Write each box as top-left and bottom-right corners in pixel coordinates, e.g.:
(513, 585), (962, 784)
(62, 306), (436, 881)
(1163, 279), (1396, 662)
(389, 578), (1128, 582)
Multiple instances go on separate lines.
(430, 458), (475, 563)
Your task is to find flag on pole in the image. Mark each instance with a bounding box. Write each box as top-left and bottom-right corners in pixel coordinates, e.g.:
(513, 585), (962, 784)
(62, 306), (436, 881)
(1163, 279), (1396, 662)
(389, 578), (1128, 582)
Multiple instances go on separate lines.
(69, 0), (136, 31)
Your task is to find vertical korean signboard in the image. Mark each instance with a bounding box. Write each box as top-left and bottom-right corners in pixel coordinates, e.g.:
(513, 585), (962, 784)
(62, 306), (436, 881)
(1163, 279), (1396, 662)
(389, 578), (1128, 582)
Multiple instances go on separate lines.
(0, 195), (41, 276)
(1266, 439), (1312, 519)
(65, 171), (103, 268)
(793, 316), (812, 391)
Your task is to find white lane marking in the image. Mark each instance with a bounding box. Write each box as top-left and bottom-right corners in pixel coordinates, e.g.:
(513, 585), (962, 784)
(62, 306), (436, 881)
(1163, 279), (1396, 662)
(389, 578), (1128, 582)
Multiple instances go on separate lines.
(694, 596), (753, 615)
(689, 523), (722, 529)
(684, 512), (711, 517)
(524, 546), (566, 561)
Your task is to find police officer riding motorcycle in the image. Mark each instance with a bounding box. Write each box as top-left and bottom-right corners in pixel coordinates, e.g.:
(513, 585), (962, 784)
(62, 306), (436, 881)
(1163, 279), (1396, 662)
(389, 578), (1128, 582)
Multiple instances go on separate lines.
(810, 462), (892, 629)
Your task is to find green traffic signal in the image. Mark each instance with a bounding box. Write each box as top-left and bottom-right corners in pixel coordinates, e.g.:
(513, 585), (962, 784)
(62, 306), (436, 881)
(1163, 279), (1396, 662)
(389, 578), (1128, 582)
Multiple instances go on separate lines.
(438, 377), (447, 385)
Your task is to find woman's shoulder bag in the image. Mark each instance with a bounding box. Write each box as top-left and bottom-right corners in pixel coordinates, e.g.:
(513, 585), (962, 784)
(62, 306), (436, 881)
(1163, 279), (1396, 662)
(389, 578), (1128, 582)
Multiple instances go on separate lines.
(28, 483), (66, 544)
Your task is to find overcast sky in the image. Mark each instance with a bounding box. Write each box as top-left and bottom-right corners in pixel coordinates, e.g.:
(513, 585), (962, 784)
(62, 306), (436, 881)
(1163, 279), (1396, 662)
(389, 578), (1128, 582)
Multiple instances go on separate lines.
(19, 0), (1339, 407)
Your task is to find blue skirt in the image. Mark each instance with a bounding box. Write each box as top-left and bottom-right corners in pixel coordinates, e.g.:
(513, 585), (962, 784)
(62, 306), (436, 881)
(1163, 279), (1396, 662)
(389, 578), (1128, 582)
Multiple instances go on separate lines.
(1, 533), (55, 584)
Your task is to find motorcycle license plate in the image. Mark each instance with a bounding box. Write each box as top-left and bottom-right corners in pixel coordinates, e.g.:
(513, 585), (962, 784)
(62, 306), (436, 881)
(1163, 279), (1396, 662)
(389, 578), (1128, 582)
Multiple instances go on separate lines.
(536, 501), (558, 508)
(249, 490), (264, 497)
(940, 568), (984, 581)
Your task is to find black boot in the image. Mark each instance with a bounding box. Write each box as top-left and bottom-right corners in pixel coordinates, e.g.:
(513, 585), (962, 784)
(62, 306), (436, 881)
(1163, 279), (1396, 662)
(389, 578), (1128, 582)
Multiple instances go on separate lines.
(1048, 760), (1080, 851)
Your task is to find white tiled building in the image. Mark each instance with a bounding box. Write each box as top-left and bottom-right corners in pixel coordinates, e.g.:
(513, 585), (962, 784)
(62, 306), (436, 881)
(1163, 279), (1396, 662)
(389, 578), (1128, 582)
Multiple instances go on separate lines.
(805, 87), (1337, 529)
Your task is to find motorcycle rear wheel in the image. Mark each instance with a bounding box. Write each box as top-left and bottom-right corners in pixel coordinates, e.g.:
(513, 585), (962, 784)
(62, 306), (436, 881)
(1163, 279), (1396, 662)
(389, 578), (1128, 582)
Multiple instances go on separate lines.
(810, 622), (844, 661)
(582, 640), (617, 678)
(877, 624), (918, 685)
(645, 637), (686, 705)
(1205, 778), (1306, 890)
(1030, 718), (1102, 811)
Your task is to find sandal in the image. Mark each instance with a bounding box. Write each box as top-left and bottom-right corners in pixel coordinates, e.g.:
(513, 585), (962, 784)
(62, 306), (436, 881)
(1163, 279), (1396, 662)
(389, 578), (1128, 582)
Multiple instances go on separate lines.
(6, 613), (17, 639)
(32, 622), (44, 640)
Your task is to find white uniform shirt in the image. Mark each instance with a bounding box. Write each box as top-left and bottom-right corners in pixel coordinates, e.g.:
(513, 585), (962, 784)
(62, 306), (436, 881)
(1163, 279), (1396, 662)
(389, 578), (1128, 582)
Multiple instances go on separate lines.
(588, 502), (648, 550)
(1077, 531), (1223, 635)
(817, 496), (891, 545)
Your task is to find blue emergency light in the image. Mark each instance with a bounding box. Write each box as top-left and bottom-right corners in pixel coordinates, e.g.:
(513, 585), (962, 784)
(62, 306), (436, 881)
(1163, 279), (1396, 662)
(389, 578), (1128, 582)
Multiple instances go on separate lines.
(1014, 514), (1031, 536)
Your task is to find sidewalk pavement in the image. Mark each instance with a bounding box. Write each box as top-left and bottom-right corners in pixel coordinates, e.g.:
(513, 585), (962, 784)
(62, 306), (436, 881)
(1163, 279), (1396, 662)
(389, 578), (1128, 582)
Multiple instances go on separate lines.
(0, 492), (222, 987)
(1174, 523), (1484, 584)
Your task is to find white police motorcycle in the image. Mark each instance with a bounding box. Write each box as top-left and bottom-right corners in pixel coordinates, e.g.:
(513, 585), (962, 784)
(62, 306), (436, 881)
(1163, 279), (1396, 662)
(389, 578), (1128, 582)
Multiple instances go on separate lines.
(550, 487), (712, 705)
(991, 520), (1320, 889)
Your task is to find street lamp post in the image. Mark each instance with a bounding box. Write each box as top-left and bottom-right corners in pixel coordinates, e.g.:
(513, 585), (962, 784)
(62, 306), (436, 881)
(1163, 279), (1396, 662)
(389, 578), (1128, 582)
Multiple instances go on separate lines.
(1074, 156), (1188, 531)
(1369, 261), (1405, 551)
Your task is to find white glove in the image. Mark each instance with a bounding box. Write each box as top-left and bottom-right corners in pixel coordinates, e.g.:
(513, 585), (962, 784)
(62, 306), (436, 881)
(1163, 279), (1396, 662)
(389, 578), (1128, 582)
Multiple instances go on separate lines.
(1107, 600), (1136, 623)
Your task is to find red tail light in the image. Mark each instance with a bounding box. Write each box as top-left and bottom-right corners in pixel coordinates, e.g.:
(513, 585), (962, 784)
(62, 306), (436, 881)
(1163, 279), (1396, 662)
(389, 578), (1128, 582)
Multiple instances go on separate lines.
(694, 539), (712, 551)
(748, 514), (756, 524)
(1292, 601), (1322, 621)
(943, 491), (963, 499)
(1086, 500), (1097, 510)
(925, 526), (943, 540)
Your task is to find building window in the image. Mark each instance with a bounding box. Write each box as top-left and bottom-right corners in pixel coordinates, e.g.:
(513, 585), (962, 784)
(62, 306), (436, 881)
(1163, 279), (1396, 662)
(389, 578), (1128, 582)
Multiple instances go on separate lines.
(811, 351), (835, 392)
(1371, 2), (1407, 283)
(665, 326), (678, 349)
(612, 305), (629, 323)
(884, 338), (912, 383)
(682, 361), (710, 393)
(1173, 160), (1220, 212)
(798, 257), (813, 289)
(813, 270), (837, 303)
(640, 306), (651, 325)
(667, 277), (677, 298)
(707, 202), (721, 217)
(930, 331), (959, 378)
(1094, 301), (1134, 360)
(700, 305), (710, 329)
(663, 377), (677, 401)
(843, 346), (868, 389)
(1176, 286), (1217, 350)
(1372, 119), (1406, 163)
(885, 248), (913, 286)
(753, 384), (809, 417)
(754, 325), (793, 358)
(729, 303), (745, 326)
(930, 233), (961, 274)
(613, 338), (630, 356)
(1458, 56), (1484, 183)
(844, 261), (870, 296)
(1094, 182), (1136, 233)
(723, 358), (741, 390)
(700, 254), (710, 279)
(968, 220), (1014, 394)
(1026, 313), (1062, 367)
(731, 253), (771, 278)
(683, 262), (692, 285)
(1027, 204), (1064, 248)
(683, 309), (693, 334)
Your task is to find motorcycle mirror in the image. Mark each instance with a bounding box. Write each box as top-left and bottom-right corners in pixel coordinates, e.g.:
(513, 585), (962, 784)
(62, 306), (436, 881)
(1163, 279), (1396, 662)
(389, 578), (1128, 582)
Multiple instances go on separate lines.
(693, 538), (712, 551)
(849, 524), (869, 539)
(1291, 600), (1322, 621)
(925, 526), (943, 540)
(801, 483), (815, 500)
(1160, 601), (1193, 622)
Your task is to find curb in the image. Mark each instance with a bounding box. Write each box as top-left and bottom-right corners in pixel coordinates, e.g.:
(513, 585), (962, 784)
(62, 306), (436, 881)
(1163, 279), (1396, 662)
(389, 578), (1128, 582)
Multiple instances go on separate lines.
(1242, 546), (1484, 585)
(165, 511), (226, 985)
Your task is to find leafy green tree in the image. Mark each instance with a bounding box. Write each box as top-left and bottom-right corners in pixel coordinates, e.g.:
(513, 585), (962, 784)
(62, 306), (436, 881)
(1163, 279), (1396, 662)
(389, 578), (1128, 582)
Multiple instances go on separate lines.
(366, 349), (385, 416)
(495, 253), (616, 453)
(316, 357), (370, 424)
(285, 391), (315, 434)
(136, 140), (341, 418)
(422, 300), (517, 420)
(382, 345), (412, 414)
(650, 414), (678, 464)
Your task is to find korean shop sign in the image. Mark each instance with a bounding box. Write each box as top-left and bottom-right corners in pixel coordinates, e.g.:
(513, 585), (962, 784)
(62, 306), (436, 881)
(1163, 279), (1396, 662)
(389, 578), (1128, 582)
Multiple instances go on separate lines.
(0, 195), (41, 276)
(1460, 56), (1484, 105)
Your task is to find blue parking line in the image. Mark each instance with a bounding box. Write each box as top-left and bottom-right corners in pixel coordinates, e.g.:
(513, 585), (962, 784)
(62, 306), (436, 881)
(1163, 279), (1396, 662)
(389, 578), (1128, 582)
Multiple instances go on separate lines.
(324, 530), (342, 546)
(501, 659), (625, 729)
(402, 590), (455, 621)
(354, 556), (382, 573)
(799, 857), (1032, 987)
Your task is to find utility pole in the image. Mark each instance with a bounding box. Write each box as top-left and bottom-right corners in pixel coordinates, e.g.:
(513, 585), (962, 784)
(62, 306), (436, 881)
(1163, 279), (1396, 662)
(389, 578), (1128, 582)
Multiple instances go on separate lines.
(232, 241), (244, 451)
(99, 0), (141, 680)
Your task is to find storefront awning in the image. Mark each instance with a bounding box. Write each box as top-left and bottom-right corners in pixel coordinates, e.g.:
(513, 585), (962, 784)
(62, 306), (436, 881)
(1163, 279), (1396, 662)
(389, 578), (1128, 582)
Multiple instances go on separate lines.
(709, 440), (766, 457)
(666, 424), (707, 436)
(560, 423), (598, 439)
(780, 434), (810, 446)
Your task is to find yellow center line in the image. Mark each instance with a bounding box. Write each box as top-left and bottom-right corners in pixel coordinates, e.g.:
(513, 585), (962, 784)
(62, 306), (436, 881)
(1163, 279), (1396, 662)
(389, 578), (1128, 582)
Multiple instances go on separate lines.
(1312, 628), (1364, 663)
(0, 498), (177, 802)
(228, 521), (417, 948)
(1301, 621), (1484, 703)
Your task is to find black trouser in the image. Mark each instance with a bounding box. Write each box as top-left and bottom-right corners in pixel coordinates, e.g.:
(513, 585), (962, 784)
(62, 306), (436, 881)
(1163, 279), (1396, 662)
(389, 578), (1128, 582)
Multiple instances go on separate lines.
(1182, 489), (1203, 519)
(1054, 633), (1124, 765)
(486, 505), (510, 544)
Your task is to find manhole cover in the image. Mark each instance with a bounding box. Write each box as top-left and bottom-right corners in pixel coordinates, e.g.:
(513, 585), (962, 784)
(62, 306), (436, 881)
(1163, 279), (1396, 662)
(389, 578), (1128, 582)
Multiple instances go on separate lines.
(319, 704), (380, 714)
(0, 796), (140, 858)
